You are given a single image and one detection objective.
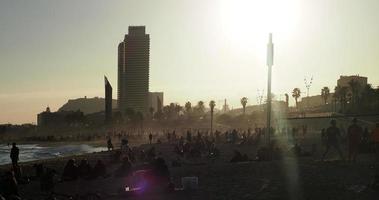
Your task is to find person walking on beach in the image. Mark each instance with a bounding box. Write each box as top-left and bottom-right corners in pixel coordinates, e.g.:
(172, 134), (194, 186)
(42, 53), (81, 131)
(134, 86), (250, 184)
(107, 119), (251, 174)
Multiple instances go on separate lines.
(149, 133), (153, 144)
(10, 143), (19, 168)
(107, 137), (114, 151)
(347, 118), (363, 162)
(322, 120), (345, 161)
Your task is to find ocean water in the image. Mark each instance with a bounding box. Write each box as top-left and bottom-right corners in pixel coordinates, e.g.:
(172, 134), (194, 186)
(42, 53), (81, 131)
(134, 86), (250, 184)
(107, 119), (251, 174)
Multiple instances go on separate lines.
(0, 144), (107, 165)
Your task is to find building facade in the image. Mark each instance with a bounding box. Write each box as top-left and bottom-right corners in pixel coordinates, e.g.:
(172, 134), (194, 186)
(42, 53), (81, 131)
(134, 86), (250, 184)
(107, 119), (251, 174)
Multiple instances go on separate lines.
(148, 92), (164, 114)
(118, 26), (150, 114)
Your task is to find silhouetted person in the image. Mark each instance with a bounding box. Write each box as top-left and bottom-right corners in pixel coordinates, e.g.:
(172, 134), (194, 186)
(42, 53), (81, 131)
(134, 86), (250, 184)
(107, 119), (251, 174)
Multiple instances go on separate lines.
(322, 120), (345, 161)
(149, 133), (153, 144)
(92, 160), (106, 178)
(152, 157), (170, 184)
(61, 159), (78, 181)
(230, 150), (248, 163)
(40, 168), (56, 192)
(10, 143), (19, 169)
(107, 138), (114, 151)
(78, 159), (92, 179)
(186, 131), (192, 142)
(0, 171), (19, 199)
(114, 156), (132, 177)
(372, 123), (379, 159)
(347, 118), (363, 162)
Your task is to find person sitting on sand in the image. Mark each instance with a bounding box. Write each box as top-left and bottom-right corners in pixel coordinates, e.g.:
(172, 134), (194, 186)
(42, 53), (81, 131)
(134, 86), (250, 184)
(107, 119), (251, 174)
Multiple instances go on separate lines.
(92, 160), (106, 178)
(61, 159), (79, 181)
(114, 156), (132, 177)
(230, 150), (249, 163)
(151, 157), (170, 184)
(0, 171), (19, 199)
(40, 168), (56, 192)
(78, 159), (92, 179)
(147, 147), (156, 161)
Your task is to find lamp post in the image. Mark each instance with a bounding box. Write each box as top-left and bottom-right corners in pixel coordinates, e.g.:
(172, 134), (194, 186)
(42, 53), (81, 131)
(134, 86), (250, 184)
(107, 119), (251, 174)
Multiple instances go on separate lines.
(304, 76), (313, 109)
(266, 33), (274, 145)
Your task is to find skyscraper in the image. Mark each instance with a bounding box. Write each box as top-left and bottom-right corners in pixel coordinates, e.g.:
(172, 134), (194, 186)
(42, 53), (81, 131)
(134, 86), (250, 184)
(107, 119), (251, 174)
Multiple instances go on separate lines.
(104, 76), (112, 123)
(118, 26), (150, 114)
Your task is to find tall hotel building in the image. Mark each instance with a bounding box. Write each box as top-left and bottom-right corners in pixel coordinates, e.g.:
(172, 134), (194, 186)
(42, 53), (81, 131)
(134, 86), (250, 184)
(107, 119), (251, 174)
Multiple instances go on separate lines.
(118, 26), (150, 114)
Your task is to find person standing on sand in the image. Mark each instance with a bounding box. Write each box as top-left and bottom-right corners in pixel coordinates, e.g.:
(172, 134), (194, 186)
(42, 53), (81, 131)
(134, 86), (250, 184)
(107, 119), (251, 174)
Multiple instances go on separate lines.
(107, 137), (114, 151)
(10, 143), (19, 168)
(149, 133), (153, 144)
(347, 118), (363, 162)
(322, 120), (345, 161)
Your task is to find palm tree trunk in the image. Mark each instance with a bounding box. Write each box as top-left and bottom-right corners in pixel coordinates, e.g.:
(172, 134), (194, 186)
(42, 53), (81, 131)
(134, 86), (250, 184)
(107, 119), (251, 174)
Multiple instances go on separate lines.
(210, 111), (213, 134)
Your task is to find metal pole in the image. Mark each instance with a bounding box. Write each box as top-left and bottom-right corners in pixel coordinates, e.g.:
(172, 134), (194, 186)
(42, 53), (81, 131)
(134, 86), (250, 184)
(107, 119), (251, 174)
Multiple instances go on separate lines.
(267, 65), (272, 145)
(266, 33), (274, 145)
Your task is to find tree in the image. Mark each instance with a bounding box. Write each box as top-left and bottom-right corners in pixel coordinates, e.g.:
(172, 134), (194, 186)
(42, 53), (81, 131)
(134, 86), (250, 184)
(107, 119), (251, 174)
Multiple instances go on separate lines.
(334, 85), (348, 112)
(209, 100), (216, 133)
(196, 101), (205, 115)
(292, 88), (301, 108)
(184, 101), (192, 113)
(321, 86), (330, 105)
(348, 79), (361, 106)
(240, 97), (248, 115)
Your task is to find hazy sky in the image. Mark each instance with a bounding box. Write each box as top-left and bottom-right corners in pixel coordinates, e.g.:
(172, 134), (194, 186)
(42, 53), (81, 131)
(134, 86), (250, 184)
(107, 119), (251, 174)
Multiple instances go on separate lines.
(1, 0), (379, 124)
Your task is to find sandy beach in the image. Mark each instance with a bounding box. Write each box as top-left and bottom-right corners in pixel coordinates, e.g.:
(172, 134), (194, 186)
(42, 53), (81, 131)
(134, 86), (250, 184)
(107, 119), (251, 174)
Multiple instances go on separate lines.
(1, 136), (379, 200)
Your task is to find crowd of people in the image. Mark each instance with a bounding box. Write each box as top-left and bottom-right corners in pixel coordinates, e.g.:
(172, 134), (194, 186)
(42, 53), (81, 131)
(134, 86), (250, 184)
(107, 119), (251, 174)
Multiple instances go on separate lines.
(1, 118), (379, 199)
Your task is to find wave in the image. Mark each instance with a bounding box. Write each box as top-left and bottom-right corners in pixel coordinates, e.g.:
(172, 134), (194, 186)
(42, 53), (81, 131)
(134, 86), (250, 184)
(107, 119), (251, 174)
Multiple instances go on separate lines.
(0, 144), (107, 165)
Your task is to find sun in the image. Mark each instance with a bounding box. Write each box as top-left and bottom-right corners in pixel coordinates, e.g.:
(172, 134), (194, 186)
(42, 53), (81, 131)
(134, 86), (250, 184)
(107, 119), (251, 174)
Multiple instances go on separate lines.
(217, 0), (301, 52)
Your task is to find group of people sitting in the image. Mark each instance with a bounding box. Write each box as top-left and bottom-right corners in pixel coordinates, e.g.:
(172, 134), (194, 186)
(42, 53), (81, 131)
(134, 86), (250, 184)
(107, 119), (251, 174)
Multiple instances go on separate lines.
(61, 159), (107, 181)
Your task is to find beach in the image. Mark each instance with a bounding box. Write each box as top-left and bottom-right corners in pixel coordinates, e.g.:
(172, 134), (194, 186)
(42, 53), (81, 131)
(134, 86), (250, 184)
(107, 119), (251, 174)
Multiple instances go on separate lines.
(1, 138), (379, 200)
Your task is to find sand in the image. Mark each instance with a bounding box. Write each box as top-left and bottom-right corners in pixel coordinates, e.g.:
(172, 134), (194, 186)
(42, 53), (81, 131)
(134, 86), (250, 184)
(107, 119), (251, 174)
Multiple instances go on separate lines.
(2, 139), (379, 200)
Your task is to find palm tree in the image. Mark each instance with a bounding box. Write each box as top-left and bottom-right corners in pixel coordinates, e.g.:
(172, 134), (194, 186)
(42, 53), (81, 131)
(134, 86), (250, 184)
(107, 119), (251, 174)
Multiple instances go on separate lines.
(196, 101), (205, 115)
(240, 97), (248, 115)
(292, 88), (301, 108)
(209, 100), (216, 134)
(321, 87), (330, 105)
(184, 101), (192, 113)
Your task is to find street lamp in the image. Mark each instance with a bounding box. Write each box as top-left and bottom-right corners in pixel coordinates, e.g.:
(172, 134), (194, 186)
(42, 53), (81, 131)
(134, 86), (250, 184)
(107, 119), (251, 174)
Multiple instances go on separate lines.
(304, 76), (313, 109)
(266, 33), (274, 145)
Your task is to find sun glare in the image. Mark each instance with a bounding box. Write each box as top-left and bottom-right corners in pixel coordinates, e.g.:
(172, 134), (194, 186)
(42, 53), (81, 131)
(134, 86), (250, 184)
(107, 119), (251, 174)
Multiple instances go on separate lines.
(218, 0), (300, 51)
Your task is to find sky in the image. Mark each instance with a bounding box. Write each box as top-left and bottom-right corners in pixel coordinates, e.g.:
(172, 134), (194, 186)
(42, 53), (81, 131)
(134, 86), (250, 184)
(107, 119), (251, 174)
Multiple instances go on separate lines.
(1, 0), (379, 124)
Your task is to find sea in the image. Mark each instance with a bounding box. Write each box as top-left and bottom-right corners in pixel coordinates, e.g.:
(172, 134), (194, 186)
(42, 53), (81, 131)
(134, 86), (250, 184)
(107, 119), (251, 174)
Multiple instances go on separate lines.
(0, 144), (107, 165)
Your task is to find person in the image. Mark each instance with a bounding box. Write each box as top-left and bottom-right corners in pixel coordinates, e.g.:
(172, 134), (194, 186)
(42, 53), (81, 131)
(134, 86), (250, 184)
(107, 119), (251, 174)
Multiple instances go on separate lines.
(347, 118), (363, 162)
(322, 120), (345, 161)
(61, 159), (78, 181)
(151, 157), (170, 184)
(10, 143), (19, 169)
(114, 156), (132, 177)
(321, 128), (327, 147)
(0, 171), (19, 199)
(107, 138), (114, 151)
(92, 160), (106, 178)
(149, 133), (153, 144)
(78, 159), (92, 179)
(372, 123), (379, 160)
